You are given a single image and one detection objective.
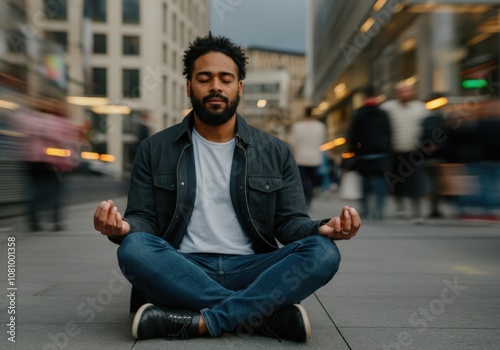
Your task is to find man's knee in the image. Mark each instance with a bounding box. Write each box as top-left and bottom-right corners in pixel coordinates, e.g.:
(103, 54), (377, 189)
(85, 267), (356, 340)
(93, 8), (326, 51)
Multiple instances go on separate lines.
(302, 235), (341, 275)
(116, 232), (154, 265)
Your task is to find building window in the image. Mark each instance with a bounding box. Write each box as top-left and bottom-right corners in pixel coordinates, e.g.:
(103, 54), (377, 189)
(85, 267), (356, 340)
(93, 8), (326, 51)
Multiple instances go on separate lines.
(93, 34), (107, 54)
(163, 44), (167, 64)
(172, 51), (177, 70)
(163, 4), (167, 33)
(87, 0), (106, 22)
(180, 22), (185, 47)
(9, 3), (26, 23)
(172, 80), (177, 109)
(123, 36), (140, 55)
(162, 76), (167, 105)
(43, 0), (67, 20)
(123, 69), (140, 98)
(7, 30), (26, 54)
(92, 67), (107, 96)
(163, 113), (168, 128)
(122, 0), (140, 23)
(45, 31), (68, 52)
(173, 13), (177, 42)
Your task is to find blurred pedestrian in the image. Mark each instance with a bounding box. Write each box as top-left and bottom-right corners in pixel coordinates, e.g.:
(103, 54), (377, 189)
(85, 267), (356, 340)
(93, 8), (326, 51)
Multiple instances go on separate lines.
(15, 100), (79, 231)
(381, 82), (429, 224)
(289, 106), (327, 207)
(93, 33), (361, 343)
(348, 85), (392, 220)
(420, 94), (448, 219)
(445, 99), (500, 220)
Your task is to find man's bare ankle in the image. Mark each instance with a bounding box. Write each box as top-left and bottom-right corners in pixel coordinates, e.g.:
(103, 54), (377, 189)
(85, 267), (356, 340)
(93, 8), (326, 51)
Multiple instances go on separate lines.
(198, 315), (208, 335)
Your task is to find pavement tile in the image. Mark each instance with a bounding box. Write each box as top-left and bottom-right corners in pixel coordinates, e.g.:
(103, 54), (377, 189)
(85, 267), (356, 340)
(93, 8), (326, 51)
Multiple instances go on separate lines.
(340, 327), (500, 350)
(3, 323), (134, 350)
(319, 295), (500, 329)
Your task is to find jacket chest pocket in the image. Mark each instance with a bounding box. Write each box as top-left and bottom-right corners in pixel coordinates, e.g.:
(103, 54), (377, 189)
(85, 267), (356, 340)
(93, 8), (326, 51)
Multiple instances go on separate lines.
(247, 177), (283, 220)
(153, 173), (177, 193)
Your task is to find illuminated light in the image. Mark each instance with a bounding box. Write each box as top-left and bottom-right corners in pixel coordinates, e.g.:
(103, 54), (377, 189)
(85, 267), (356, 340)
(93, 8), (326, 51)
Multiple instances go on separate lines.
(66, 96), (109, 106)
(467, 33), (493, 46)
(360, 17), (375, 33)
(318, 101), (330, 111)
(425, 97), (448, 110)
(91, 105), (132, 115)
(319, 137), (347, 152)
(0, 99), (20, 110)
(99, 154), (116, 162)
(409, 4), (491, 13)
(342, 152), (356, 159)
(393, 3), (404, 13)
(44, 148), (71, 157)
(404, 76), (418, 86)
(373, 0), (387, 11)
(81, 151), (100, 160)
(334, 83), (346, 95)
(311, 107), (323, 116)
(401, 38), (416, 52)
(256, 99), (267, 108)
(461, 79), (488, 89)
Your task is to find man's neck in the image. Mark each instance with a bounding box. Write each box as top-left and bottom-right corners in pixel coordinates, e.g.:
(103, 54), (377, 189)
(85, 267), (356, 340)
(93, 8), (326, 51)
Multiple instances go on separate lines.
(193, 115), (236, 142)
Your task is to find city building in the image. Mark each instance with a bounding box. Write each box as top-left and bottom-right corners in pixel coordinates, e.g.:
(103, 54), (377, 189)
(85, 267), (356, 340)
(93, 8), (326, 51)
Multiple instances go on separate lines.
(240, 46), (307, 139)
(306, 0), (500, 149)
(0, 0), (209, 215)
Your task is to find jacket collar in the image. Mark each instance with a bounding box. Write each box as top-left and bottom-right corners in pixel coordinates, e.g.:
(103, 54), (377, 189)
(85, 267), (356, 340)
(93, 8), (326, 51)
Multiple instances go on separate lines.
(175, 111), (251, 147)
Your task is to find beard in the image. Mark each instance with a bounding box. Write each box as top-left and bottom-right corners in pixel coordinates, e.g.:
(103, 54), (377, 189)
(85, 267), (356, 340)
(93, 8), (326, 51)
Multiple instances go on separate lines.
(190, 89), (240, 126)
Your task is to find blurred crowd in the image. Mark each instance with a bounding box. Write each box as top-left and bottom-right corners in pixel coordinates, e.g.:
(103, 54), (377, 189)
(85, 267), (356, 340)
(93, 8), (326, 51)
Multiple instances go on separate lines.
(293, 83), (500, 224)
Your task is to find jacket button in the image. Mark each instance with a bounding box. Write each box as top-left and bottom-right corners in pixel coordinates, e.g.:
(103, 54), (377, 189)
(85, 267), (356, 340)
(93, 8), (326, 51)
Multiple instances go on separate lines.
(181, 182), (185, 186)
(265, 185), (270, 190)
(239, 185), (243, 190)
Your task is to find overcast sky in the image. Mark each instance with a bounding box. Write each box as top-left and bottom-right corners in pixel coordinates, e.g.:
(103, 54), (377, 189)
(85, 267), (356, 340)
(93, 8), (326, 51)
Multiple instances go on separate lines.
(209, 0), (307, 53)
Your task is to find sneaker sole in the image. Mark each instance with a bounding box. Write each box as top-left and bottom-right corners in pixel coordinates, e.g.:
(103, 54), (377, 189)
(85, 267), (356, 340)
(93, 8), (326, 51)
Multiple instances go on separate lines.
(132, 303), (154, 339)
(294, 304), (312, 341)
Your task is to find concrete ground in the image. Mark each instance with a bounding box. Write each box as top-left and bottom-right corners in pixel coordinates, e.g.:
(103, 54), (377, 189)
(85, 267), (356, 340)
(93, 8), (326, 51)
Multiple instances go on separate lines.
(1, 191), (499, 349)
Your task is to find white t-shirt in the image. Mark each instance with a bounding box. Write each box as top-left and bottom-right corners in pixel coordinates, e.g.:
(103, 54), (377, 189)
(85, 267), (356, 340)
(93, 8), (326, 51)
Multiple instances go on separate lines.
(178, 128), (254, 255)
(289, 119), (326, 166)
(381, 99), (429, 153)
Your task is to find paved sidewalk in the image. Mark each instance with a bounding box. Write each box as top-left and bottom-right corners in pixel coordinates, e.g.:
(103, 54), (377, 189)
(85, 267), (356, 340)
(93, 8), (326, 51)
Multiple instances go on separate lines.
(1, 193), (499, 349)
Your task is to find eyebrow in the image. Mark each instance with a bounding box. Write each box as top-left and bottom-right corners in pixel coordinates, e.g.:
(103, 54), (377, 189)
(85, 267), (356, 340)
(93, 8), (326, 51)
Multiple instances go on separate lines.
(196, 71), (236, 78)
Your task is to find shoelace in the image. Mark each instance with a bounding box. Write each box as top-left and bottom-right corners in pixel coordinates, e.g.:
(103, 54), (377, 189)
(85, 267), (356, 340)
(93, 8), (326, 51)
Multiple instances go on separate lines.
(164, 314), (192, 340)
(261, 322), (282, 343)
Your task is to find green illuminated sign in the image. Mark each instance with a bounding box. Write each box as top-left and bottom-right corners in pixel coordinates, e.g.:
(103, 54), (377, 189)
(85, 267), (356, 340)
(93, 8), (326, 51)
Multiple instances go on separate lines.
(461, 79), (488, 89)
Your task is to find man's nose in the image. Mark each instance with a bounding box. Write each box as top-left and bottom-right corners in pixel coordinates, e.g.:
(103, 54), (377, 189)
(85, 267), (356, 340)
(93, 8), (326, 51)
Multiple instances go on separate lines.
(210, 78), (223, 93)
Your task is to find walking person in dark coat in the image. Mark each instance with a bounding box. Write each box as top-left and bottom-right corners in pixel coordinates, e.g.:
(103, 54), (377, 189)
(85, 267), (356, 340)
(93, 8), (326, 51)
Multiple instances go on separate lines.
(348, 86), (392, 220)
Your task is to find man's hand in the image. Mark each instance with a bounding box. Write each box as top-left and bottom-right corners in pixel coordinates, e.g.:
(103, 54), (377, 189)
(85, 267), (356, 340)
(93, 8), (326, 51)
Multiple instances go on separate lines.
(319, 206), (361, 240)
(93, 200), (130, 237)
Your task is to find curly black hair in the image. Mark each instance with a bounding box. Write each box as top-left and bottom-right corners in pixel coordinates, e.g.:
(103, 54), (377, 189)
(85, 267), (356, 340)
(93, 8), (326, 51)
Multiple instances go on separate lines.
(182, 32), (248, 81)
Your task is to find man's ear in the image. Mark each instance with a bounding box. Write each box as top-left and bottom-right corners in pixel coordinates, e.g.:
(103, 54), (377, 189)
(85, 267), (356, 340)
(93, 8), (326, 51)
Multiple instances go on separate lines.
(186, 80), (191, 97)
(239, 81), (243, 97)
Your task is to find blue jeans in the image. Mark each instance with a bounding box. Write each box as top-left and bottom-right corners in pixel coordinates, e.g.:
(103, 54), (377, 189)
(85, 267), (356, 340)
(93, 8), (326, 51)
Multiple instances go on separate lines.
(117, 233), (340, 336)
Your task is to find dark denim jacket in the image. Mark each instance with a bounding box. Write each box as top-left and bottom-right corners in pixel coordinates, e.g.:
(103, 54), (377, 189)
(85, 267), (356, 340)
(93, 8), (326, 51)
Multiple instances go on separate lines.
(111, 113), (323, 253)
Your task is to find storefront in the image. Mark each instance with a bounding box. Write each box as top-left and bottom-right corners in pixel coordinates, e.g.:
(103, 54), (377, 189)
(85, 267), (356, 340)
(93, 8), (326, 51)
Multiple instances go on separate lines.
(309, 1), (500, 144)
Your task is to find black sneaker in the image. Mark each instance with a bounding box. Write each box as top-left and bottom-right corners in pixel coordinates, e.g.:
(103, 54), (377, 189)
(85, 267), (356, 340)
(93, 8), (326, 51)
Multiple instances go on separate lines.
(254, 304), (312, 342)
(132, 303), (200, 340)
